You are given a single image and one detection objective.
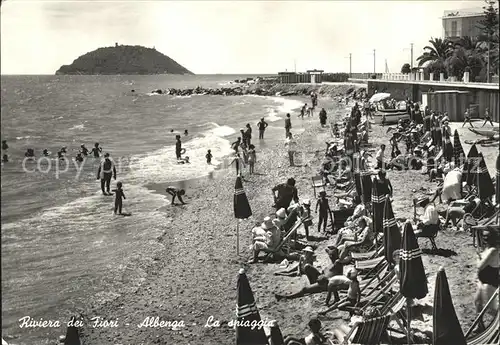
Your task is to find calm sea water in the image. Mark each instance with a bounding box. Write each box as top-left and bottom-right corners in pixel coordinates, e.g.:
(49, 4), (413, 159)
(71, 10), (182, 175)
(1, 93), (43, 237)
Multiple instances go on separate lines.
(0, 75), (303, 344)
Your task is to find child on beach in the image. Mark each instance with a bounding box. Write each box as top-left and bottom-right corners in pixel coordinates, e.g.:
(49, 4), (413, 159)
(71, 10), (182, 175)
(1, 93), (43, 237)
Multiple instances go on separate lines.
(315, 191), (333, 233)
(247, 144), (256, 174)
(166, 187), (187, 205)
(300, 104), (307, 118)
(285, 132), (297, 167)
(91, 142), (102, 158)
(206, 149), (213, 164)
(230, 152), (245, 177)
(112, 182), (126, 215)
(301, 199), (313, 240)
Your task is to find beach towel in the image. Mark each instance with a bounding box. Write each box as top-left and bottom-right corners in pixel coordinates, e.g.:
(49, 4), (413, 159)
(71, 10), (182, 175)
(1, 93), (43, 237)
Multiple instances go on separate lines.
(442, 170), (462, 202)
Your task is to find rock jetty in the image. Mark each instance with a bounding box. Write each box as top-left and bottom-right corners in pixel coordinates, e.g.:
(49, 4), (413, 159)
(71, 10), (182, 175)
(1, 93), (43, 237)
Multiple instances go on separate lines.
(150, 83), (367, 99)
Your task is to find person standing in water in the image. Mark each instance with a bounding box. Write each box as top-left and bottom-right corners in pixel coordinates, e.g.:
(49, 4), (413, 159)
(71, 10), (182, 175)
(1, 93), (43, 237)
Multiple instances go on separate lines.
(97, 153), (116, 196)
(80, 144), (89, 156)
(175, 135), (182, 160)
(285, 113), (292, 138)
(184, 130), (189, 136)
(91, 143), (102, 158)
(166, 187), (186, 205)
(247, 144), (256, 175)
(244, 123), (252, 146)
(206, 149), (213, 164)
(231, 137), (241, 153)
(112, 181), (126, 215)
(2, 140), (8, 151)
(257, 118), (268, 139)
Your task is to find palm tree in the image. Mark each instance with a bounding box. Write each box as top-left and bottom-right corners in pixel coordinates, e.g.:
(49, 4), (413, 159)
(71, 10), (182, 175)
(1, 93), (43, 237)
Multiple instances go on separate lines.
(445, 47), (484, 80)
(416, 38), (453, 67)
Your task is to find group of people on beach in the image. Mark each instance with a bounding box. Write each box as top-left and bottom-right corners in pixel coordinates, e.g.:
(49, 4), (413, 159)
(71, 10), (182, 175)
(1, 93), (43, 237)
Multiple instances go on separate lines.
(242, 93), (498, 344)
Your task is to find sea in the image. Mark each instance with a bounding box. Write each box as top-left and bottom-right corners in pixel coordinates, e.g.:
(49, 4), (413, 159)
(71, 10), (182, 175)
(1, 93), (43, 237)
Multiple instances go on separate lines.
(0, 74), (305, 344)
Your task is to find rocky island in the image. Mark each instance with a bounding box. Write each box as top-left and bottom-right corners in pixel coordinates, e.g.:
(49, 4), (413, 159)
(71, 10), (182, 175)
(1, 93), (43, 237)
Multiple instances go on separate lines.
(55, 44), (193, 75)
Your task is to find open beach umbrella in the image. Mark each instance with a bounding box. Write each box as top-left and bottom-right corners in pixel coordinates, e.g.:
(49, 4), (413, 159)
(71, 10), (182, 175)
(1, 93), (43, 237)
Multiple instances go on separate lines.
(369, 92), (390, 103)
(371, 177), (387, 233)
(496, 154), (500, 205)
(476, 152), (494, 200)
(236, 268), (268, 345)
(453, 130), (465, 168)
(400, 221), (428, 344)
(432, 267), (466, 345)
(442, 129), (453, 163)
(462, 144), (479, 186)
(64, 317), (81, 345)
(234, 176), (252, 255)
(382, 197), (401, 264)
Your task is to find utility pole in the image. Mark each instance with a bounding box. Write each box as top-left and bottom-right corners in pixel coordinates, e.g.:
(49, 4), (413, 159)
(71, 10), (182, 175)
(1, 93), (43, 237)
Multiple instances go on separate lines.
(373, 49), (376, 74)
(349, 53), (352, 77)
(410, 43), (414, 69)
(294, 59), (297, 73)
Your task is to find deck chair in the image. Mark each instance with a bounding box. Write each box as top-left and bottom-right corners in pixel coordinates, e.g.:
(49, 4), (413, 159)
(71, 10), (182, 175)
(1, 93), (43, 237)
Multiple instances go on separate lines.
(312, 175), (327, 198)
(263, 218), (304, 261)
(465, 288), (499, 345)
(355, 255), (385, 271)
(328, 314), (391, 345)
(466, 209), (500, 247)
(351, 245), (383, 261)
(415, 226), (440, 251)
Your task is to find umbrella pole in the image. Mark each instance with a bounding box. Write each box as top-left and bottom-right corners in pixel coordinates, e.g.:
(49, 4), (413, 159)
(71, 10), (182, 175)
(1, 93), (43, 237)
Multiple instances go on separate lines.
(406, 298), (411, 344)
(237, 221), (240, 256)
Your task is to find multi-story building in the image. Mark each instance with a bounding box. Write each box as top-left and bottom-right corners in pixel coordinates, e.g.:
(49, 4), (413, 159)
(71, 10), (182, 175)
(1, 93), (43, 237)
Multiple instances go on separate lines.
(442, 8), (484, 39)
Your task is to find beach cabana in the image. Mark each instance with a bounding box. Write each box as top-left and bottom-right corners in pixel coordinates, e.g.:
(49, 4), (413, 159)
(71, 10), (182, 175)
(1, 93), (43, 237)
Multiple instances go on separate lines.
(400, 221), (428, 344)
(432, 267), (466, 345)
(234, 176), (252, 255)
(236, 268), (268, 345)
(382, 197), (401, 265)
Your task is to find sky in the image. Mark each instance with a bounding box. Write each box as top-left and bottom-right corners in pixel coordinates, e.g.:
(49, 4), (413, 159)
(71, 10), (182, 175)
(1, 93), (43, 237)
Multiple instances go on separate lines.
(0, 0), (487, 75)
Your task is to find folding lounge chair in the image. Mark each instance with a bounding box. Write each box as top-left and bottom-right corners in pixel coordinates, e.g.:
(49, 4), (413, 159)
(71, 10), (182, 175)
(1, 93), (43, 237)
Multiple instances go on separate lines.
(355, 255), (385, 271)
(262, 219), (304, 261)
(351, 246), (383, 261)
(466, 209), (500, 247)
(415, 226), (440, 251)
(312, 175), (327, 198)
(464, 288), (499, 345)
(327, 314), (391, 344)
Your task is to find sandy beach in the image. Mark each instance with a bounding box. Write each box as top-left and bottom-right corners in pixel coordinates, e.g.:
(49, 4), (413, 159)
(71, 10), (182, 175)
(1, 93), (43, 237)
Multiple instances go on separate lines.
(75, 93), (498, 345)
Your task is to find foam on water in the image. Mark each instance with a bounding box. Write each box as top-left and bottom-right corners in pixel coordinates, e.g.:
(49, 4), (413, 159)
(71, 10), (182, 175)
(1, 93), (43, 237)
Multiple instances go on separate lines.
(69, 124), (85, 130)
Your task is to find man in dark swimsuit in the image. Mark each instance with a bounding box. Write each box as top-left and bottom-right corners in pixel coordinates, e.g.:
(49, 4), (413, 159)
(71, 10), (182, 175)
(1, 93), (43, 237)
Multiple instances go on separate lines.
(257, 118), (268, 139)
(97, 153), (116, 195)
(91, 142), (102, 158)
(166, 187), (186, 205)
(285, 113), (292, 138)
(231, 137), (241, 152)
(175, 135), (182, 160)
(272, 178), (299, 211)
(244, 123), (252, 146)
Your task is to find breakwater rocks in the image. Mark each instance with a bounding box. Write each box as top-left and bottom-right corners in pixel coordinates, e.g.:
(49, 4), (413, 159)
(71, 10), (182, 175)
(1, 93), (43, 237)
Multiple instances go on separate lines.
(150, 83), (367, 99)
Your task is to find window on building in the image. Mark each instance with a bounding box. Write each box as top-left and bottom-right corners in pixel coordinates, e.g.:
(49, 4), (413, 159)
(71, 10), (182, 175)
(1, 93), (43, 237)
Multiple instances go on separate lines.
(451, 20), (458, 37)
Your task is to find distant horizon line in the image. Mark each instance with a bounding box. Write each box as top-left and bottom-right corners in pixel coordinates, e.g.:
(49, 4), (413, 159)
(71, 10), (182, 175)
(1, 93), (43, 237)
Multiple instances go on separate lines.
(0, 72), (379, 76)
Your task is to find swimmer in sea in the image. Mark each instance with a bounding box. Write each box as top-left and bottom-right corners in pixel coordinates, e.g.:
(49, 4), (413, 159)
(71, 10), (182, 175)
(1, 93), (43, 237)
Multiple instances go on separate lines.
(60, 146), (67, 154)
(171, 129), (174, 133)
(2, 154), (8, 163)
(91, 142), (102, 158)
(206, 149), (213, 164)
(2, 140), (8, 151)
(24, 149), (35, 158)
(165, 187), (186, 205)
(80, 144), (89, 156)
(57, 150), (65, 159)
(184, 130), (188, 136)
(43, 149), (51, 157)
(75, 153), (83, 162)
(112, 181), (126, 215)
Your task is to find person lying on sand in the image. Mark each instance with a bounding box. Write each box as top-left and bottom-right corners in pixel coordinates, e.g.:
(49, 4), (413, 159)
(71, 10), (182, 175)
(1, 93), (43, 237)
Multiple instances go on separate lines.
(324, 268), (360, 309)
(275, 275), (329, 301)
(165, 187), (186, 205)
(274, 246), (314, 277)
(283, 317), (328, 345)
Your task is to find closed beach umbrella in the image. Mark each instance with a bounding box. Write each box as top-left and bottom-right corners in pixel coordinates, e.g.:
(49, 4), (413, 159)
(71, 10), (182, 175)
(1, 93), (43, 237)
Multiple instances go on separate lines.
(236, 268), (268, 345)
(64, 317), (81, 345)
(462, 144), (479, 185)
(354, 155), (363, 198)
(371, 177), (387, 233)
(382, 197), (401, 264)
(496, 154), (500, 205)
(269, 321), (285, 345)
(432, 267), (466, 345)
(234, 176), (252, 255)
(453, 130), (465, 168)
(400, 221), (428, 344)
(442, 129), (453, 163)
(360, 156), (372, 203)
(476, 152), (494, 200)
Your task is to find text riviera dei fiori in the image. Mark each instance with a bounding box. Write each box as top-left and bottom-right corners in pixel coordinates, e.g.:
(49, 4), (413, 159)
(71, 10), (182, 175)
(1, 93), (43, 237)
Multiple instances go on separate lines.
(19, 316), (273, 330)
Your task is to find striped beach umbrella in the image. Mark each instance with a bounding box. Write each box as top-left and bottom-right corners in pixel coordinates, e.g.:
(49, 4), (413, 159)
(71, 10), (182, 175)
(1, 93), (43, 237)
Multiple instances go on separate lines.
(442, 128), (453, 163)
(371, 177), (389, 233)
(400, 221), (428, 344)
(234, 176), (252, 255)
(462, 144), (479, 185)
(64, 317), (81, 345)
(269, 321), (285, 345)
(453, 130), (465, 168)
(360, 156), (372, 203)
(476, 152), (494, 200)
(432, 267), (466, 345)
(382, 197), (401, 264)
(354, 154), (363, 199)
(496, 154), (500, 205)
(236, 268), (268, 345)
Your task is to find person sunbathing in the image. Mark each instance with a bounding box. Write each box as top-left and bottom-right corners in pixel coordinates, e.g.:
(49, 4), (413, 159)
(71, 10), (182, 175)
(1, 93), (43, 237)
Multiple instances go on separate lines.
(302, 247), (343, 283)
(330, 306), (384, 344)
(334, 216), (371, 247)
(249, 216), (282, 264)
(275, 275), (329, 301)
(275, 246), (315, 277)
(283, 317), (328, 345)
(336, 218), (374, 263)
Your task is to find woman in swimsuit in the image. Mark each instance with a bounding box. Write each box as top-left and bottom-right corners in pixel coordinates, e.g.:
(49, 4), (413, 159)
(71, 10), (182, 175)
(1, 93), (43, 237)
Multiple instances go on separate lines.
(474, 228), (499, 332)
